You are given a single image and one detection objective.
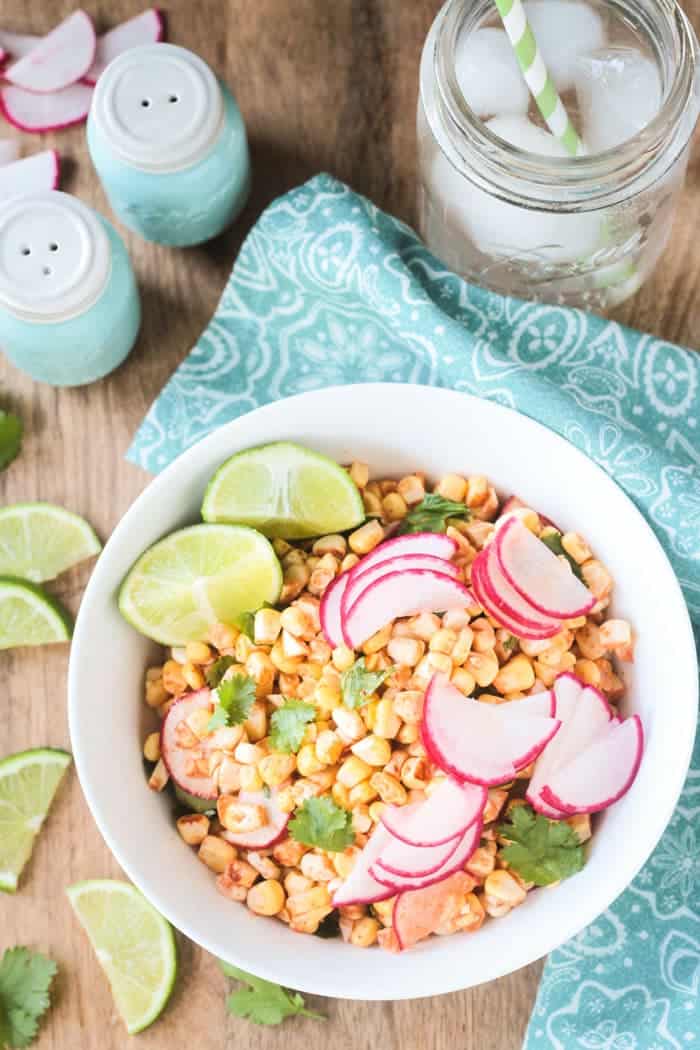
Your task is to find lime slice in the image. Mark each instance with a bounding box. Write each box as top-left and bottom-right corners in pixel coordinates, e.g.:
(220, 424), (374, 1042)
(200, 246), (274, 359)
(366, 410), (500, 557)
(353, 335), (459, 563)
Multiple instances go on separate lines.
(119, 524), (282, 645)
(0, 747), (71, 893)
(0, 502), (101, 582)
(201, 441), (365, 539)
(66, 879), (177, 1035)
(0, 577), (72, 650)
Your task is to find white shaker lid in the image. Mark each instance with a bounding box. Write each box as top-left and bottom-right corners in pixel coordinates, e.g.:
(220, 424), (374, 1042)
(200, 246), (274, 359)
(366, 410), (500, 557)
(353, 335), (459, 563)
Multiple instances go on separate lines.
(91, 43), (225, 173)
(0, 191), (111, 323)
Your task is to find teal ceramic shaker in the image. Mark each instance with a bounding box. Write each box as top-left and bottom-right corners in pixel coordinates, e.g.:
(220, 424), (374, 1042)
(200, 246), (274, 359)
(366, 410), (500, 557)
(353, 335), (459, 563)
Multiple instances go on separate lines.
(87, 43), (251, 246)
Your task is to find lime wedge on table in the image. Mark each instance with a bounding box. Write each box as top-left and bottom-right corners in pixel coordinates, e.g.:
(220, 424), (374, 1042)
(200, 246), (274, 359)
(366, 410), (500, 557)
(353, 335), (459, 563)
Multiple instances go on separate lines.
(66, 880), (177, 1035)
(0, 502), (101, 582)
(202, 441), (365, 539)
(0, 577), (72, 649)
(0, 748), (71, 893)
(119, 524), (282, 645)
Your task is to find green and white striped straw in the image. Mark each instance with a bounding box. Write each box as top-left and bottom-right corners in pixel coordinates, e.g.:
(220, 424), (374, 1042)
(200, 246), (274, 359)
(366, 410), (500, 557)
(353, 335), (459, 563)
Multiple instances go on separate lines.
(494, 0), (584, 157)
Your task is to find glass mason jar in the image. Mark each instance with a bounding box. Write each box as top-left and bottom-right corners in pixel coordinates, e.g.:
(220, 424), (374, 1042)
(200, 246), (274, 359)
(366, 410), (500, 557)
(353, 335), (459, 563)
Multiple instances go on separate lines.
(418, 0), (700, 308)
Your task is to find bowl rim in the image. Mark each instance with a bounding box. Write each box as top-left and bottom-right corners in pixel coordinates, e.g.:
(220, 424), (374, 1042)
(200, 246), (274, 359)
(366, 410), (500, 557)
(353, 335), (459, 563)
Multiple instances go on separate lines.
(68, 383), (698, 999)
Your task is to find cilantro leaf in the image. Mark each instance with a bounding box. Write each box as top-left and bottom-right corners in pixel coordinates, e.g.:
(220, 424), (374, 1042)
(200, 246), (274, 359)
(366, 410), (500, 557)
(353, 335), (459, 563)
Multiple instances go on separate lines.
(208, 674), (256, 730)
(502, 634), (518, 654)
(398, 493), (471, 535)
(540, 532), (584, 581)
(205, 655), (236, 689)
(233, 611), (255, 641)
(341, 657), (394, 709)
(220, 961), (324, 1025)
(0, 412), (22, 473)
(0, 947), (57, 1048)
(270, 700), (316, 753)
(497, 804), (585, 886)
(289, 796), (355, 852)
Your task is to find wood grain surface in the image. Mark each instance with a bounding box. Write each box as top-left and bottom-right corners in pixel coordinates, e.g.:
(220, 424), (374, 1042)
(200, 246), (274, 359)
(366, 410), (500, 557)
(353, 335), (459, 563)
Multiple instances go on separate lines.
(1, 1), (699, 1048)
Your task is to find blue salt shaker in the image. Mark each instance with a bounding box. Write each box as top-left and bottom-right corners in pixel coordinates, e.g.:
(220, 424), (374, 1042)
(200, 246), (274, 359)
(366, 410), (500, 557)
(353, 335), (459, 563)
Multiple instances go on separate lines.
(87, 43), (251, 246)
(0, 191), (140, 387)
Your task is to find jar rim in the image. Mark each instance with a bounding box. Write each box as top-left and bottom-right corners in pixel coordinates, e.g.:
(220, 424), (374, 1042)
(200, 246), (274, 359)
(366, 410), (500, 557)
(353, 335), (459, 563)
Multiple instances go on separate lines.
(426, 0), (699, 209)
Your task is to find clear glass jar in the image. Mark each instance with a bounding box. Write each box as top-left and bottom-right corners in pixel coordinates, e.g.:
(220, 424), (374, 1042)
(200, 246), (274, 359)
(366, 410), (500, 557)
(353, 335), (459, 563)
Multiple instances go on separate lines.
(418, 0), (700, 308)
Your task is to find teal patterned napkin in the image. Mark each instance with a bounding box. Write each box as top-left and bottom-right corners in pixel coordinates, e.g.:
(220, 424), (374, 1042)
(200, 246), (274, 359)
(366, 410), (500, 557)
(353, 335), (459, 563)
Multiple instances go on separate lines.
(129, 174), (700, 1047)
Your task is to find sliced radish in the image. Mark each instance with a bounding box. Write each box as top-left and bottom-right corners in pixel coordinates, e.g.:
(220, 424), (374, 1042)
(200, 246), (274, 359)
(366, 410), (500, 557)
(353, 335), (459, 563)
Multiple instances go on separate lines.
(375, 832), (462, 879)
(393, 871), (474, 951)
(0, 139), (19, 165)
(422, 674), (560, 787)
(4, 12), (96, 94)
(541, 715), (643, 815)
(0, 30), (40, 59)
(0, 150), (60, 198)
(381, 778), (486, 847)
(319, 571), (349, 649)
(498, 496), (560, 531)
(83, 9), (164, 85)
(0, 81), (93, 132)
(496, 691), (556, 720)
(332, 825), (395, 907)
(471, 554), (559, 642)
(342, 554), (459, 631)
(370, 817), (483, 891)
(496, 517), (595, 619)
(160, 689), (217, 800)
(344, 570), (472, 650)
(481, 546), (561, 633)
(218, 789), (290, 849)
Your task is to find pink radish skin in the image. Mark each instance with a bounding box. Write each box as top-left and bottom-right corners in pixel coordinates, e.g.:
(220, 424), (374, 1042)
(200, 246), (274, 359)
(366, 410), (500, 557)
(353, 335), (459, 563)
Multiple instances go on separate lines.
(496, 691), (556, 720)
(481, 545), (561, 633)
(0, 139), (20, 165)
(332, 825), (395, 907)
(342, 553), (459, 637)
(0, 150), (60, 197)
(160, 689), (217, 800)
(319, 571), (348, 648)
(0, 31), (40, 59)
(370, 817), (483, 892)
(496, 517), (595, 619)
(540, 715), (644, 815)
(0, 81), (93, 132)
(4, 12), (96, 94)
(380, 778), (486, 847)
(422, 674), (560, 787)
(393, 871), (475, 951)
(375, 831), (462, 879)
(344, 569), (472, 650)
(83, 9), (165, 85)
(218, 790), (289, 849)
(471, 555), (559, 642)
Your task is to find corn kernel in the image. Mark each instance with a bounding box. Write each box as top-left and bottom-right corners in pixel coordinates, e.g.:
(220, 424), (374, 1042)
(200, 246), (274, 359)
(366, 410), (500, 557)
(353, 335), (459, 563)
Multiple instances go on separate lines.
(177, 813), (210, 846)
(247, 879), (286, 917)
(280, 563), (311, 604)
(226, 859), (259, 889)
(362, 624), (393, 656)
(145, 677), (169, 707)
(387, 636), (425, 667)
(217, 756), (243, 794)
(351, 916), (380, 947)
(408, 612), (442, 640)
(348, 780), (379, 805)
(338, 755), (373, 788)
(254, 608), (282, 646)
(465, 474), (489, 507)
(185, 641), (212, 664)
(493, 654), (536, 694)
(483, 788), (508, 823)
(370, 771), (407, 805)
(374, 697), (401, 739)
(397, 474), (425, 505)
(147, 758), (169, 792)
(349, 520), (384, 555)
(467, 649), (499, 688)
(235, 742), (264, 765)
(484, 869), (527, 906)
(349, 461), (369, 488)
(315, 729), (343, 765)
(143, 732), (161, 763)
(217, 797), (266, 834)
(208, 622), (239, 651)
(368, 801), (386, 823)
(198, 835), (236, 873)
(285, 871), (313, 895)
(581, 559), (612, 601)
(382, 492), (408, 521)
(427, 651), (453, 676)
(400, 755), (430, 790)
(259, 753), (297, 787)
(561, 531), (592, 564)
(239, 764), (264, 793)
(575, 622), (606, 660)
(333, 706), (366, 745)
(300, 852), (336, 882)
(575, 658), (601, 685)
(293, 744), (322, 778)
(273, 839), (306, 867)
(396, 722), (419, 744)
(351, 734), (391, 767)
(451, 667), (476, 694)
(161, 660), (186, 697)
(332, 781), (351, 809)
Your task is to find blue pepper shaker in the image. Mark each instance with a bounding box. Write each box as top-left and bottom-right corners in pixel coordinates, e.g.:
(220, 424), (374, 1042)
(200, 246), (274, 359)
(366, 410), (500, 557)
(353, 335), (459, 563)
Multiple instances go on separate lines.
(0, 191), (140, 387)
(87, 43), (251, 246)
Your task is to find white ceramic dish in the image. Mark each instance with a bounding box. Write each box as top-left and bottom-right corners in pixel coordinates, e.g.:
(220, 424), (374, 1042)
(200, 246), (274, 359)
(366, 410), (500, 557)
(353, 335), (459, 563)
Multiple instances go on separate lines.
(68, 384), (698, 1000)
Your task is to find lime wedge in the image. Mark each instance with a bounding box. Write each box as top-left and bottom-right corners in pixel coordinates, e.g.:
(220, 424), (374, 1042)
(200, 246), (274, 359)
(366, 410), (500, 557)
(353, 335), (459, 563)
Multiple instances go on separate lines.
(201, 441), (365, 539)
(0, 502), (101, 582)
(66, 880), (177, 1035)
(0, 748), (71, 893)
(0, 577), (72, 650)
(119, 524), (282, 645)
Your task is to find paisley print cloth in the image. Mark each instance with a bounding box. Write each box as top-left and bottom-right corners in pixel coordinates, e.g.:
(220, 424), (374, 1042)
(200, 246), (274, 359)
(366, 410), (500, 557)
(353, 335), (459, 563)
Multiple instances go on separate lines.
(128, 174), (700, 1046)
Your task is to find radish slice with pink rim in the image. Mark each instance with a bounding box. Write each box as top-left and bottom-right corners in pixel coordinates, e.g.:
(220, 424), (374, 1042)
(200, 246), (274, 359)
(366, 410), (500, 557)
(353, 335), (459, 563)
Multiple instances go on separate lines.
(332, 825), (395, 906)
(495, 691), (556, 720)
(319, 571), (348, 649)
(219, 789), (290, 849)
(481, 545), (561, 633)
(422, 674), (561, 786)
(0, 139), (20, 165)
(0, 150), (60, 197)
(541, 715), (644, 815)
(370, 817), (483, 891)
(470, 555), (559, 642)
(380, 778), (486, 847)
(83, 9), (165, 85)
(160, 689), (217, 800)
(0, 81), (93, 132)
(495, 517), (595, 619)
(343, 569), (472, 650)
(0, 30), (40, 60)
(393, 871), (475, 951)
(4, 11), (96, 94)
(375, 831), (462, 879)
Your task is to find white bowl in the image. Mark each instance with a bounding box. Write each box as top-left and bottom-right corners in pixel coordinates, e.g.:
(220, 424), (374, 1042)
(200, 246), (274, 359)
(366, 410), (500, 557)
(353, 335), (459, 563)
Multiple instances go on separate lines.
(69, 384), (698, 1000)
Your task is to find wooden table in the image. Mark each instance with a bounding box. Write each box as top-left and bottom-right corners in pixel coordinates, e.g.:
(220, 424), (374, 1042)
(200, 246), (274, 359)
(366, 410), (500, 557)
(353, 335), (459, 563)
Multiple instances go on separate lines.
(2, 1), (699, 1047)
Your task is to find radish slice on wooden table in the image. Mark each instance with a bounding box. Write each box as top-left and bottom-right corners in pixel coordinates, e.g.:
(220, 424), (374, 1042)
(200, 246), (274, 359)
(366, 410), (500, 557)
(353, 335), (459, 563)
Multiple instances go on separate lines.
(380, 778), (486, 847)
(0, 139), (20, 165)
(375, 831), (462, 879)
(541, 715), (644, 815)
(332, 825), (395, 906)
(4, 11), (96, 94)
(422, 674), (561, 786)
(495, 517), (595, 619)
(471, 549), (561, 640)
(342, 553), (460, 626)
(343, 569), (472, 650)
(160, 689), (217, 800)
(0, 81), (93, 132)
(0, 150), (60, 197)
(219, 789), (290, 849)
(0, 30), (40, 60)
(370, 817), (483, 891)
(393, 871), (475, 951)
(83, 9), (165, 85)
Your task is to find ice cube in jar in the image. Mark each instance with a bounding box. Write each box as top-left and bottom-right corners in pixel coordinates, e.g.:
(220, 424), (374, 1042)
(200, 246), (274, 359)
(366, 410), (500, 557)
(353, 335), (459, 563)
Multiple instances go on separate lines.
(455, 28), (529, 118)
(524, 0), (606, 90)
(575, 48), (663, 153)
